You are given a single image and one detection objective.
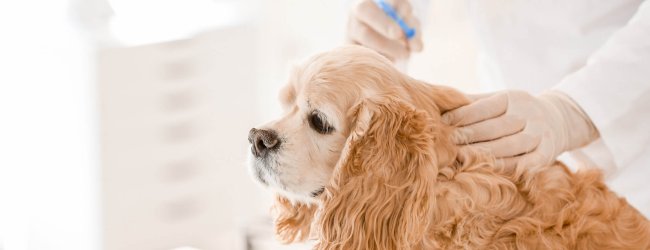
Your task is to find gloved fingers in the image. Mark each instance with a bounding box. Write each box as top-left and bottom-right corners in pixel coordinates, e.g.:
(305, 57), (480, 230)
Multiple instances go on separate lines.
(539, 91), (600, 151)
(380, 0), (418, 48)
(353, 0), (406, 41)
(348, 19), (409, 61)
(494, 152), (546, 171)
(513, 148), (552, 170)
(465, 92), (496, 102)
(495, 144), (554, 171)
(462, 131), (541, 158)
(451, 115), (526, 144)
(442, 92), (508, 127)
(404, 16), (423, 52)
(393, 0), (413, 21)
(495, 156), (520, 169)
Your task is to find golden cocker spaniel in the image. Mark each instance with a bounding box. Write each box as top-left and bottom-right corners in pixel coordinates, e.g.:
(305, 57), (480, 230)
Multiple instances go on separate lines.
(247, 45), (650, 249)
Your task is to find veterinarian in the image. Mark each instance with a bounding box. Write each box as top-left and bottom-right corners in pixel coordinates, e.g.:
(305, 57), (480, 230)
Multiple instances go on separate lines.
(346, 0), (650, 216)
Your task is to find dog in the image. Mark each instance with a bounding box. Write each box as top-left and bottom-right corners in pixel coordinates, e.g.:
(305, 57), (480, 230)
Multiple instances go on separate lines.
(247, 45), (650, 249)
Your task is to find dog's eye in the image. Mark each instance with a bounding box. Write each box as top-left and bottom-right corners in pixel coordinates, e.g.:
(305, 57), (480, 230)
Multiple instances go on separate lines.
(309, 112), (334, 134)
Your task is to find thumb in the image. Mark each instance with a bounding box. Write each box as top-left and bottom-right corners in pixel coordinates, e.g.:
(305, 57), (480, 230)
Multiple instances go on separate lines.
(466, 92), (495, 102)
(516, 151), (551, 173)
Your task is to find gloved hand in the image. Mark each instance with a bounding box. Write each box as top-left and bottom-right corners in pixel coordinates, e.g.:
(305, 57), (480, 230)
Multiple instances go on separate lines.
(442, 90), (599, 169)
(346, 0), (423, 61)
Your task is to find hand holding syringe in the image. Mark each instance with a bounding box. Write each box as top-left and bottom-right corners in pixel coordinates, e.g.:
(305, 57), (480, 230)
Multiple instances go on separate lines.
(346, 0), (423, 71)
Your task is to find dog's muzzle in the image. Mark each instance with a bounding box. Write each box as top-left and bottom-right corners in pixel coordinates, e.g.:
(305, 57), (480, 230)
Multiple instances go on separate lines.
(248, 128), (280, 158)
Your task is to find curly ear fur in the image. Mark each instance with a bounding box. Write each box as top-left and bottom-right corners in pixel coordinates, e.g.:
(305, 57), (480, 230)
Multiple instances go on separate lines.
(316, 97), (439, 250)
(273, 196), (317, 243)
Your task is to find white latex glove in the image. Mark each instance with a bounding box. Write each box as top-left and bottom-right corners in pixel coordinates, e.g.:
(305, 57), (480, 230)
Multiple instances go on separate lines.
(442, 90), (599, 169)
(346, 0), (423, 61)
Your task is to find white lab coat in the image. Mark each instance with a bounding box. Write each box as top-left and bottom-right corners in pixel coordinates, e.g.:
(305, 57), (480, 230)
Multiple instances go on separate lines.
(467, 0), (650, 216)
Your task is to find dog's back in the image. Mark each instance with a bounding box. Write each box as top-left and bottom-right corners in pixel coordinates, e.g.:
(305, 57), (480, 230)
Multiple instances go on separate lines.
(434, 159), (650, 249)
(504, 163), (650, 249)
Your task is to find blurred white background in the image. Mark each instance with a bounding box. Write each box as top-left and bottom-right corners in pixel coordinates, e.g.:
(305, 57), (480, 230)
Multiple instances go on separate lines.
(0, 0), (479, 249)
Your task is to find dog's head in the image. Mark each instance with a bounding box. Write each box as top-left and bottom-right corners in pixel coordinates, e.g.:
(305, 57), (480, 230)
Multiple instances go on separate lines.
(247, 45), (468, 248)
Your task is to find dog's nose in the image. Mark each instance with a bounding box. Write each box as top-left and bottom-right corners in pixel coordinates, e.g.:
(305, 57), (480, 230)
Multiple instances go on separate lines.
(248, 128), (280, 157)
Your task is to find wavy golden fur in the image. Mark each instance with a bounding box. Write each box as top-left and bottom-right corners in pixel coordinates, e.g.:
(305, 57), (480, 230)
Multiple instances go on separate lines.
(258, 45), (650, 249)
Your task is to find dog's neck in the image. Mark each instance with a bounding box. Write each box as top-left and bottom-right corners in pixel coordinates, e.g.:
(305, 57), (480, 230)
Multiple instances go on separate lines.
(396, 78), (470, 169)
(396, 79), (530, 247)
(399, 78), (470, 117)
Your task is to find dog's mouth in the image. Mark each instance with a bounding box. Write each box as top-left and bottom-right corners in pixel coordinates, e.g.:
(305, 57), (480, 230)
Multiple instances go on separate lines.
(252, 163), (269, 186)
(249, 154), (278, 187)
(310, 187), (325, 197)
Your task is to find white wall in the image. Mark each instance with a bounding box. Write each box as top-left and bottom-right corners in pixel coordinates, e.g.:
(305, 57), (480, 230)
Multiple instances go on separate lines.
(410, 0), (480, 92)
(0, 1), (99, 249)
(98, 28), (266, 250)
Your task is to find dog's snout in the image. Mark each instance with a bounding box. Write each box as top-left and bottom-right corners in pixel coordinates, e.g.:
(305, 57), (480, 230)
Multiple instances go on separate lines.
(248, 128), (280, 157)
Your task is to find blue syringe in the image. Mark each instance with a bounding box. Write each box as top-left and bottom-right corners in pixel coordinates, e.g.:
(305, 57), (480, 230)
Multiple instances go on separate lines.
(373, 0), (416, 40)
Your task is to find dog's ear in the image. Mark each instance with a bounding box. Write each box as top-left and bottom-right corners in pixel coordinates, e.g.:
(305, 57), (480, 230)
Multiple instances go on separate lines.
(272, 196), (317, 243)
(316, 97), (438, 249)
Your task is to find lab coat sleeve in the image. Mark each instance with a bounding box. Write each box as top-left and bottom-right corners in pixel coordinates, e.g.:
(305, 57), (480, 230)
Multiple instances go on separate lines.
(554, 1), (650, 170)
